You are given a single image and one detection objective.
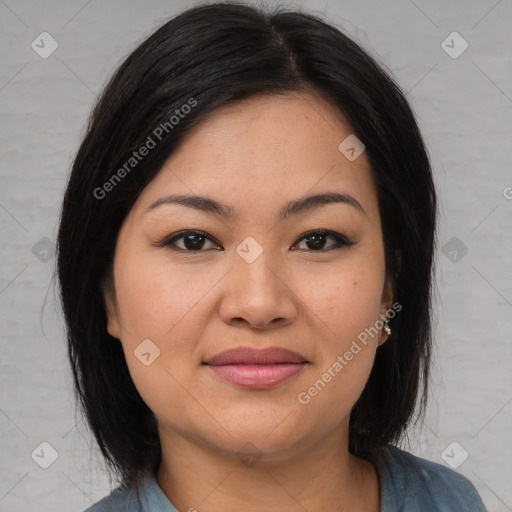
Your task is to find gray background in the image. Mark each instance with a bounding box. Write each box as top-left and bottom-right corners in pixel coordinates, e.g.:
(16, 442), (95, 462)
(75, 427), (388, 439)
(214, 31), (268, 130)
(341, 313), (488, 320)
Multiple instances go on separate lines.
(1, 0), (511, 510)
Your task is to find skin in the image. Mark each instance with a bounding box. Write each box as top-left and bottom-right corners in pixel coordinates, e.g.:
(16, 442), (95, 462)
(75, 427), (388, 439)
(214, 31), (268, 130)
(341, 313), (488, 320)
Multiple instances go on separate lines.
(105, 91), (393, 512)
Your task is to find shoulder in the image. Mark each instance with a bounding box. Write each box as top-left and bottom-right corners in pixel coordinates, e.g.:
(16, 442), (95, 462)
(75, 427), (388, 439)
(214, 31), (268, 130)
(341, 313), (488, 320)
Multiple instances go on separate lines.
(82, 486), (141, 512)
(378, 444), (487, 511)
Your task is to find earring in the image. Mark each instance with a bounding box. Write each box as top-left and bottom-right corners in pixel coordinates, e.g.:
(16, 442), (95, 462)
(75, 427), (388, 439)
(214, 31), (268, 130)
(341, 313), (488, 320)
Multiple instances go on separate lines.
(383, 319), (391, 335)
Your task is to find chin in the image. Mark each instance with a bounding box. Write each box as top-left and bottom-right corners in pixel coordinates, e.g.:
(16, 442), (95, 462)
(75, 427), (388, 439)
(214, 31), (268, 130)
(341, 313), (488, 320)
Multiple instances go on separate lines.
(197, 415), (311, 461)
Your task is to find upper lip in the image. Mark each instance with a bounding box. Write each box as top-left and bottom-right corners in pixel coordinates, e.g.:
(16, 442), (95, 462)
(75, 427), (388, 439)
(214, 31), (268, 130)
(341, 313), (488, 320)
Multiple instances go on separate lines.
(204, 347), (308, 366)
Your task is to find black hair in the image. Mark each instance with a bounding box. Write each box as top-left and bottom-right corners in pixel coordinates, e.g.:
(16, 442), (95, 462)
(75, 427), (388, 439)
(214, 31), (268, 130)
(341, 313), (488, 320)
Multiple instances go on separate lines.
(56, 1), (436, 490)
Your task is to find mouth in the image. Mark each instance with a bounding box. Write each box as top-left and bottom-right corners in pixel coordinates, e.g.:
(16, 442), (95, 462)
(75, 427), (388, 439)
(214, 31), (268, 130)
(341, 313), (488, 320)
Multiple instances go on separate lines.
(203, 346), (310, 389)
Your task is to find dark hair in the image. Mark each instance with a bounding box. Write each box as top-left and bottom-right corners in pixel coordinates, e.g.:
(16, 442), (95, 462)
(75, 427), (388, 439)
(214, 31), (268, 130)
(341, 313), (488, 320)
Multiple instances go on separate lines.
(56, 1), (436, 490)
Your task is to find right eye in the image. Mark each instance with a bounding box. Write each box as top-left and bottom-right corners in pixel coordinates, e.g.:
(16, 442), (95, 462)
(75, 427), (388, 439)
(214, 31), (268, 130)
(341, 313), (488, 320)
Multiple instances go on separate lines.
(157, 230), (222, 252)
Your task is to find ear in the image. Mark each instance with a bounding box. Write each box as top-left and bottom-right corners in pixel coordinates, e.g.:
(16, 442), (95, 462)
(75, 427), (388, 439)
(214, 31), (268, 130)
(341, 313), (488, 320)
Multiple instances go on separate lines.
(378, 276), (394, 346)
(381, 274), (394, 307)
(102, 278), (122, 340)
(106, 298), (122, 339)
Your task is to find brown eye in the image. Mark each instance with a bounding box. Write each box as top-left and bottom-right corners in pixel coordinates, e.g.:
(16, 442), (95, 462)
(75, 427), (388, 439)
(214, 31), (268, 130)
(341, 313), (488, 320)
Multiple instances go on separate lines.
(159, 230), (221, 252)
(157, 229), (355, 253)
(292, 230), (355, 251)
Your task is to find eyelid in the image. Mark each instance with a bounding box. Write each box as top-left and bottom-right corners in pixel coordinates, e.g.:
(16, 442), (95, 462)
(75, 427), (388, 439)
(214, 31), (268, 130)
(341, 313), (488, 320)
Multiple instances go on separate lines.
(157, 229), (356, 251)
(291, 229), (355, 249)
(154, 229), (221, 250)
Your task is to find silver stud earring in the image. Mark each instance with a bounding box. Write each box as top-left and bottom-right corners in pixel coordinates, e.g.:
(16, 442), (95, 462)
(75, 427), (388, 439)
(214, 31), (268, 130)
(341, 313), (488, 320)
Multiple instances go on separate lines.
(383, 319), (391, 335)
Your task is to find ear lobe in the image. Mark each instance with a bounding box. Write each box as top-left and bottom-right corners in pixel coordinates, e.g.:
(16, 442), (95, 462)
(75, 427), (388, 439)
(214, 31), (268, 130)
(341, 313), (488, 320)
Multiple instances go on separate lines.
(106, 312), (121, 339)
(377, 319), (391, 347)
(379, 277), (395, 347)
(103, 290), (121, 339)
(382, 276), (394, 307)
(378, 330), (390, 347)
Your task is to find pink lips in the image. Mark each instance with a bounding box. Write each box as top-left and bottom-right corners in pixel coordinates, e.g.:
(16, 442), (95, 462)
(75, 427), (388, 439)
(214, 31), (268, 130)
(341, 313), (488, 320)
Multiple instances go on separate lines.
(204, 347), (309, 389)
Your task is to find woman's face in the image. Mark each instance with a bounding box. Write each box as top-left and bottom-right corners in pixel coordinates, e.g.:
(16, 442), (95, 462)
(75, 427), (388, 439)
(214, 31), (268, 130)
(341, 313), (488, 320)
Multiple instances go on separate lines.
(106, 92), (392, 461)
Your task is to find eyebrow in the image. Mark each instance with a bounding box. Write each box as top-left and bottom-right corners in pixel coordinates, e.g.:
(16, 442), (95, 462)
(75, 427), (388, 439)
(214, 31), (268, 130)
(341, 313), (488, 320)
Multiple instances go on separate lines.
(144, 191), (365, 220)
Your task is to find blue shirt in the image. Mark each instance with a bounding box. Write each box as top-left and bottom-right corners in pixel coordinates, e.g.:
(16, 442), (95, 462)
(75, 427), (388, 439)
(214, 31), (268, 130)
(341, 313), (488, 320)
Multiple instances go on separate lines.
(84, 444), (487, 511)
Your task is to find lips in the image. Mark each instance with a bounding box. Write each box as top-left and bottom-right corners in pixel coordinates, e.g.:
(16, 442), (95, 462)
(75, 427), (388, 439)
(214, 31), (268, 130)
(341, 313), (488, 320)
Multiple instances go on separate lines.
(203, 347), (309, 389)
(204, 346), (308, 366)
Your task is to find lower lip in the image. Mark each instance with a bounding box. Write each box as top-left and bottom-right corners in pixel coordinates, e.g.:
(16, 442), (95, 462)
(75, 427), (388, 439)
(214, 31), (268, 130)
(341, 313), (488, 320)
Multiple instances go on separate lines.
(206, 363), (308, 389)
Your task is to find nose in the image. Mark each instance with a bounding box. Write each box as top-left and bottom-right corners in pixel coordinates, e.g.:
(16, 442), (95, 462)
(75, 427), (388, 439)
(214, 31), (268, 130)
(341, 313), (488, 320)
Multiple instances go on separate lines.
(219, 253), (298, 331)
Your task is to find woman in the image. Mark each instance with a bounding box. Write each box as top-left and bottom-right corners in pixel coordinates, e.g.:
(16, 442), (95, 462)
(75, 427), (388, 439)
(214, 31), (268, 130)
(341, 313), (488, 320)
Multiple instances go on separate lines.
(56, 2), (487, 511)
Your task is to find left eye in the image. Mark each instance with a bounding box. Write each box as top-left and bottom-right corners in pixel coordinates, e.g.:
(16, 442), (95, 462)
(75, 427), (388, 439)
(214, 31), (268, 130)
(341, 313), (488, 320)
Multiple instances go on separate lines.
(292, 230), (355, 251)
(158, 229), (354, 252)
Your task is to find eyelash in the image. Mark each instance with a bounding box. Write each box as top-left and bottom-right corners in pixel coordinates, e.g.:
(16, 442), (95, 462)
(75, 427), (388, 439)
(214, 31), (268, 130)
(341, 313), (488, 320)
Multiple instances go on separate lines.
(157, 229), (356, 253)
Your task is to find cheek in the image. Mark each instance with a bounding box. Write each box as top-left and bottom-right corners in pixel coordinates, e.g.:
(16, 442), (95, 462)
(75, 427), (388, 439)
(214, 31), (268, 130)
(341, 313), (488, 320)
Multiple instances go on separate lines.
(111, 247), (209, 393)
(294, 256), (385, 350)
(290, 252), (385, 415)
(293, 269), (382, 427)
(113, 247), (218, 343)
(113, 257), (208, 425)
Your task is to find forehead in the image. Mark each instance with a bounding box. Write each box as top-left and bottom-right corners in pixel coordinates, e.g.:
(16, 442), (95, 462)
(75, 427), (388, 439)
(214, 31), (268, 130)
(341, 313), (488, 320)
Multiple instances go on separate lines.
(132, 92), (378, 222)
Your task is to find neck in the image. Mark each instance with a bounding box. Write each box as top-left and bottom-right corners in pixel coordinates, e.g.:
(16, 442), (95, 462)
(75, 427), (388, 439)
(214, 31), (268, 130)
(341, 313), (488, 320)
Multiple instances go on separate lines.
(156, 422), (380, 512)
